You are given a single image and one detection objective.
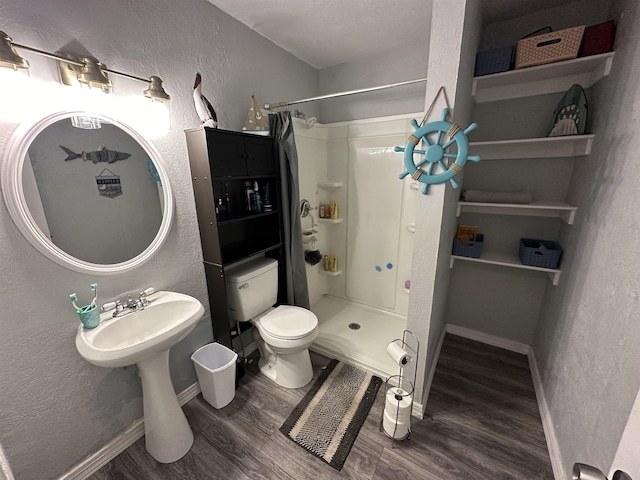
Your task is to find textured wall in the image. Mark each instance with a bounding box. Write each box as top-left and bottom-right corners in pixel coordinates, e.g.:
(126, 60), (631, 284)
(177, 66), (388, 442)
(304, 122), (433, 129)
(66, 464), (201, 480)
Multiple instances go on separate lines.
(318, 49), (428, 123)
(0, 1), (318, 478)
(532, 0), (640, 476)
(407, 0), (480, 404)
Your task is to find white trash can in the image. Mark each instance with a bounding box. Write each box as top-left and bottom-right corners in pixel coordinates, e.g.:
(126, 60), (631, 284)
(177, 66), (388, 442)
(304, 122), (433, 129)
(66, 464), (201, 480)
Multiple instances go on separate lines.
(191, 343), (238, 409)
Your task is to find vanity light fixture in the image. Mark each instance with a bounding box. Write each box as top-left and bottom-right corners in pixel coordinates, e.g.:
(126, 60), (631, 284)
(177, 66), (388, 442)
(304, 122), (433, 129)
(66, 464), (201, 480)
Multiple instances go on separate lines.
(0, 31), (29, 70)
(0, 30), (171, 102)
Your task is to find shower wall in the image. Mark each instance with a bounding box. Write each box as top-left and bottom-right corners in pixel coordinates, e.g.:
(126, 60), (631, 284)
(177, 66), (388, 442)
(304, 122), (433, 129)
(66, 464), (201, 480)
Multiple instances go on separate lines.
(295, 115), (419, 315)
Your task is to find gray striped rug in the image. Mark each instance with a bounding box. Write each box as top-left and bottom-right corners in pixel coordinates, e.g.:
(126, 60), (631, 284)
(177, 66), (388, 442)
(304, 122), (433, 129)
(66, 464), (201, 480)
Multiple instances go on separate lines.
(280, 360), (382, 470)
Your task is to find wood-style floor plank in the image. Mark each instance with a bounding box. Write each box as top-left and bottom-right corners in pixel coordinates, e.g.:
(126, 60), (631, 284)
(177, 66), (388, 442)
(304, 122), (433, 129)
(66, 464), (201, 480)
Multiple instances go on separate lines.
(88, 334), (553, 479)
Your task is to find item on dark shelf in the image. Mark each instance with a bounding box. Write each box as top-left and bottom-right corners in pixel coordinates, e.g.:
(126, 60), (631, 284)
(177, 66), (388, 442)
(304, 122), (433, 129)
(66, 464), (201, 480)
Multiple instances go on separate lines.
(244, 181), (256, 212)
(548, 84), (588, 137)
(262, 182), (272, 212)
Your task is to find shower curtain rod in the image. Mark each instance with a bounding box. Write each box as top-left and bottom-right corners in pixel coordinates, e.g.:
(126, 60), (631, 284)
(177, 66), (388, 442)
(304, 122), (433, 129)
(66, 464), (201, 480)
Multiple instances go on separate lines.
(263, 77), (428, 110)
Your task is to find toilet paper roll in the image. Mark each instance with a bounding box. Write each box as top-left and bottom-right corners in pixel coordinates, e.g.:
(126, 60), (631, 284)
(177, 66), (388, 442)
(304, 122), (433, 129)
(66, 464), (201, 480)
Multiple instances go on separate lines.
(382, 408), (411, 439)
(384, 388), (412, 425)
(387, 341), (412, 366)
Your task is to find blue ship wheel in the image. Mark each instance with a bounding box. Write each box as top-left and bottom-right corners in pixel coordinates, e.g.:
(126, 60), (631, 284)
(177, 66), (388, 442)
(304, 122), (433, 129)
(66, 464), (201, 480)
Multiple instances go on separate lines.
(395, 108), (480, 194)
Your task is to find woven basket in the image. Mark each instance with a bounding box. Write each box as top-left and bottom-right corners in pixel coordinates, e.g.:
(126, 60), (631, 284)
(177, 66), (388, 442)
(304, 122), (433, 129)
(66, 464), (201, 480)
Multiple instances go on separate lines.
(519, 238), (562, 269)
(515, 26), (585, 69)
(453, 234), (484, 258)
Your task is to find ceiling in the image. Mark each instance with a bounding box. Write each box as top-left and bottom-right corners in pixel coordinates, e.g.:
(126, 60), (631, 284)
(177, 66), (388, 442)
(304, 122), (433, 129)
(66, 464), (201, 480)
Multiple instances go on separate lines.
(207, 0), (578, 69)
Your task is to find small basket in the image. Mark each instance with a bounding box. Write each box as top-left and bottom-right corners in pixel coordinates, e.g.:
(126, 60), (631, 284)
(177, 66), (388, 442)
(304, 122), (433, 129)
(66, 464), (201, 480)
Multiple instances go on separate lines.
(474, 46), (514, 76)
(453, 234), (484, 258)
(515, 26), (585, 69)
(519, 238), (563, 269)
(581, 20), (616, 57)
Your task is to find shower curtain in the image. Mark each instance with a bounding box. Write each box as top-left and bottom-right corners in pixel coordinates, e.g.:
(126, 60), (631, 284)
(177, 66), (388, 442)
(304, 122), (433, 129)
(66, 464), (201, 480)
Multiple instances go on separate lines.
(269, 111), (310, 309)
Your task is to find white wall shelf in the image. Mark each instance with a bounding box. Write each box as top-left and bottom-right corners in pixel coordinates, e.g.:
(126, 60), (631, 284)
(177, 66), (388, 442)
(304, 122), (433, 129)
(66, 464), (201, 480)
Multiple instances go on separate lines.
(318, 217), (343, 224)
(470, 135), (594, 160)
(319, 269), (342, 277)
(450, 252), (561, 286)
(472, 52), (614, 103)
(317, 181), (344, 189)
(457, 201), (577, 224)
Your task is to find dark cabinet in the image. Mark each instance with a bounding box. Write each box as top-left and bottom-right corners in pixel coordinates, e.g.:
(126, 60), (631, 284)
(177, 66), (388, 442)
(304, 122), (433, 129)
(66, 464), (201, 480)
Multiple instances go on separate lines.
(185, 127), (284, 348)
(206, 132), (275, 177)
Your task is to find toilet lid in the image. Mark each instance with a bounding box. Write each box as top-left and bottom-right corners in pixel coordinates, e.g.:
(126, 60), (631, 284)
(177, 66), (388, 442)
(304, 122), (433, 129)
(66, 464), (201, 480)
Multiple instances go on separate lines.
(259, 305), (318, 339)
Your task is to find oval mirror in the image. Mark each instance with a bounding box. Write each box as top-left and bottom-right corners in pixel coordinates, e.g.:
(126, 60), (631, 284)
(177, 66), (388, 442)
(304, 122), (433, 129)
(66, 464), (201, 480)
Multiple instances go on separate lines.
(1, 111), (174, 275)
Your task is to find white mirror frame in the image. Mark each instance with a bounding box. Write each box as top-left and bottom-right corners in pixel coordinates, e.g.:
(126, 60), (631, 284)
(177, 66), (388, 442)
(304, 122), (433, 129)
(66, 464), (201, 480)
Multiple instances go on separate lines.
(1, 110), (174, 275)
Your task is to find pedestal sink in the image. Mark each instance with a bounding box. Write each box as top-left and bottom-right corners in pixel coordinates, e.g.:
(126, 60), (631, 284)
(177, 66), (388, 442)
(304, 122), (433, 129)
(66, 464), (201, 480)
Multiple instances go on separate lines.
(75, 291), (205, 463)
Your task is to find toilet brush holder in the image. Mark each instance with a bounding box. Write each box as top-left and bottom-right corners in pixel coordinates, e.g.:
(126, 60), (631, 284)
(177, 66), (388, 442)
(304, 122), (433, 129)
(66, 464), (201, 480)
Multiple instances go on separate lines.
(77, 305), (100, 329)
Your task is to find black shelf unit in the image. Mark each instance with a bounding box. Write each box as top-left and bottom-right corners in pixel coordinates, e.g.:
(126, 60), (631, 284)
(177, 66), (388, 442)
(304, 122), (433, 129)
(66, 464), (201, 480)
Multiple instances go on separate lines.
(185, 127), (286, 348)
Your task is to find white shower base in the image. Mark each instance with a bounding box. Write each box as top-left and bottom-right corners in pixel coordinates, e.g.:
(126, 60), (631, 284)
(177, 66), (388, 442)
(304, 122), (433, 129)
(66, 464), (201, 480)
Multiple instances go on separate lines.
(310, 295), (407, 379)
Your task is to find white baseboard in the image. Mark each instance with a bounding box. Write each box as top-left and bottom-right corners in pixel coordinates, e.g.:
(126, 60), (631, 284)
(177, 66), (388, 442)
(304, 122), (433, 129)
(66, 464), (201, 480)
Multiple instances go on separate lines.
(445, 324), (530, 354)
(59, 382), (201, 480)
(411, 401), (425, 418)
(528, 350), (566, 480)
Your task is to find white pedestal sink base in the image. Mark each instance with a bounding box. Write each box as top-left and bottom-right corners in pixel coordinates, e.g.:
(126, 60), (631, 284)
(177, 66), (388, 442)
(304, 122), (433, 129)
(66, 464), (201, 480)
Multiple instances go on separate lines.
(137, 349), (194, 463)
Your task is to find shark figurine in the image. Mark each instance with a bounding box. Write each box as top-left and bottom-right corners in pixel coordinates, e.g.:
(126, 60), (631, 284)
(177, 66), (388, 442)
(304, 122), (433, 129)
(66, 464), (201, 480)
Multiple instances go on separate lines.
(60, 145), (131, 164)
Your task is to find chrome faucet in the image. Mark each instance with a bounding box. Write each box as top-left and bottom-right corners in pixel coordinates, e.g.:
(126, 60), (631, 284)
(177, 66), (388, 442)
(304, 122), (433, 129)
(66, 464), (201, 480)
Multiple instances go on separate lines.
(102, 287), (156, 318)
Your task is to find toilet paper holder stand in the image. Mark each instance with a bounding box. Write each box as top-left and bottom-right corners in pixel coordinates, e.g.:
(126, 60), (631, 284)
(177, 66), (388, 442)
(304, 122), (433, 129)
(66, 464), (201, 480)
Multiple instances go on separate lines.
(380, 329), (419, 445)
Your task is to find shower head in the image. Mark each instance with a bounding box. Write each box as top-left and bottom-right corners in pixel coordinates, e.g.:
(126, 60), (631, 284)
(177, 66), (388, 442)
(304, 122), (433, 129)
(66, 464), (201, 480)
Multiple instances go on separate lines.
(293, 109), (316, 128)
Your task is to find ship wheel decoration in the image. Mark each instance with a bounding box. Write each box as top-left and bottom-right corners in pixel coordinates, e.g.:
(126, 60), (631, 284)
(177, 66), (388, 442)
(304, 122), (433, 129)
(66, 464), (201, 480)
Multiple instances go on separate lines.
(395, 108), (480, 194)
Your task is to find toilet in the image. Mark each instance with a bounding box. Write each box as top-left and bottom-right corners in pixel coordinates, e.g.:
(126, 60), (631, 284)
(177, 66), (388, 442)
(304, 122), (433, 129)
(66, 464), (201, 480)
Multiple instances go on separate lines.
(225, 257), (318, 389)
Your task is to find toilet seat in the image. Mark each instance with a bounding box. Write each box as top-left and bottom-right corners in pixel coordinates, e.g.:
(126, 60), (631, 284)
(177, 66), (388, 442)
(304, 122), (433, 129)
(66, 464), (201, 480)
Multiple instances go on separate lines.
(257, 305), (318, 340)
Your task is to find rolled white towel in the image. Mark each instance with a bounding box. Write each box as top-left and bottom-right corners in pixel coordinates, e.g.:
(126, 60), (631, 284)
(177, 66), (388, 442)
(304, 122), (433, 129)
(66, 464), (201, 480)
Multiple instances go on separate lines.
(463, 189), (532, 204)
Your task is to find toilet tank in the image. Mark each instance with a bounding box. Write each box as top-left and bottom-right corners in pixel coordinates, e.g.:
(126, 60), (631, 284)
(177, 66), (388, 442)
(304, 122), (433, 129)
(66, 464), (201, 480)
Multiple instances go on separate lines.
(225, 257), (278, 322)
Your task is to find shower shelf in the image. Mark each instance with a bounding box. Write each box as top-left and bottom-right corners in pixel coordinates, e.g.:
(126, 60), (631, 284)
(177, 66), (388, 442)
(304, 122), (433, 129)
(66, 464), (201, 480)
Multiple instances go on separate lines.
(317, 181), (343, 189)
(319, 269), (342, 276)
(318, 218), (343, 224)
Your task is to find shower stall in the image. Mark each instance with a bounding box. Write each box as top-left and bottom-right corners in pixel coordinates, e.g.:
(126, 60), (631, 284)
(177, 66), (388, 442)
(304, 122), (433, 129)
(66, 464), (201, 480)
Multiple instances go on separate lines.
(294, 114), (420, 378)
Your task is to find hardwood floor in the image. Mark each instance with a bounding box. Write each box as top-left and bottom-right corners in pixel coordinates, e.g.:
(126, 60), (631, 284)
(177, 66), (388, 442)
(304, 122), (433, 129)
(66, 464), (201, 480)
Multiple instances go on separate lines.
(88, 334), (553, 479)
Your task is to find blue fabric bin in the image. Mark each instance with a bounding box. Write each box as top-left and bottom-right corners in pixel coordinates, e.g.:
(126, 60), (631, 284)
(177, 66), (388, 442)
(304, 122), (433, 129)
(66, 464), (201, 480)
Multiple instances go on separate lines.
(519, 238), (563, 269)
(453, 234), (484, 258)
(475, 46), (514, 76)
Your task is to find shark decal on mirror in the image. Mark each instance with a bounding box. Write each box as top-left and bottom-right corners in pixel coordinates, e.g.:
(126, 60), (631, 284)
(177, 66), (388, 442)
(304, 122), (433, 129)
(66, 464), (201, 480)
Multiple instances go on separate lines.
(60, 145), (131, 164)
